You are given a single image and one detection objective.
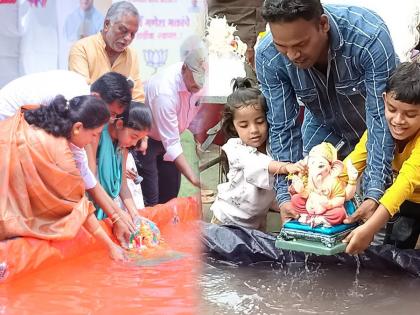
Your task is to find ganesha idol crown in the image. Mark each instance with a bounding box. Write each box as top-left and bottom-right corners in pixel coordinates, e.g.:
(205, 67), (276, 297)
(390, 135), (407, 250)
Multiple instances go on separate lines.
(308, 142), (338, 163)
(205, 17), (247, 97)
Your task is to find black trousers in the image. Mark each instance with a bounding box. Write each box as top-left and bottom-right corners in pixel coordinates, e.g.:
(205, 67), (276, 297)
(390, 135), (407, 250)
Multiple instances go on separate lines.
(133, 138), (181, 207)
(383, 200), (420, 249)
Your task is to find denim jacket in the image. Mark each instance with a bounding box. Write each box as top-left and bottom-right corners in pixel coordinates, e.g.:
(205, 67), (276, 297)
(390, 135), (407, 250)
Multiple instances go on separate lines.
(256, 4), (397, 205)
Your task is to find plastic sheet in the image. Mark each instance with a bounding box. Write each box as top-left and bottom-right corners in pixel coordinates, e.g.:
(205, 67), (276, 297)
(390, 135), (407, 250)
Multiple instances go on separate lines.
(0, 197), (202, 314)
(201, 222), (420, 277)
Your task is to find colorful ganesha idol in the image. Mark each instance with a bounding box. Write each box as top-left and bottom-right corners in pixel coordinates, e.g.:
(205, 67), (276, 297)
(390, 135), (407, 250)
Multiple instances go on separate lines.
(128, 217), (161, 250)
(289, 142), (359, 227)
(276, 142), (359, 254)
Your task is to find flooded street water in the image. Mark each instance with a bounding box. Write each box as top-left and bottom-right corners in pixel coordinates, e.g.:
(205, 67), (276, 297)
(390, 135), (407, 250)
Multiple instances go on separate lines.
(199, 256), (420, 314)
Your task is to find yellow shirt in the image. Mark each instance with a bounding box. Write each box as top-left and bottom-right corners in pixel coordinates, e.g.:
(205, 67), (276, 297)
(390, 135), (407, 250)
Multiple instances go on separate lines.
(68, 33), (145, 102)
(343, 130), (420, 216)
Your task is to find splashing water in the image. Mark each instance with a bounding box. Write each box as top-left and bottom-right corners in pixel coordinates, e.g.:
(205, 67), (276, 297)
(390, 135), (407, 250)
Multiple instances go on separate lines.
(200, 255), (420, 314)
(304, 253), (310, 273)
(347, 254), (364, 298)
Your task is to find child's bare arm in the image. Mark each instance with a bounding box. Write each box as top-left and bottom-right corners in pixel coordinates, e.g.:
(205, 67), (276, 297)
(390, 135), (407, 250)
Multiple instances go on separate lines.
(268, 160), (305, 175)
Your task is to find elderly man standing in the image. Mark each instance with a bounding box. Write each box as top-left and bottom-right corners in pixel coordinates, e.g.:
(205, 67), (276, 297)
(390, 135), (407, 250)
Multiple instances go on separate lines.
(69, 1), (144, 102)
(256, 0), (398, 224)
(135, 46), (207, 206)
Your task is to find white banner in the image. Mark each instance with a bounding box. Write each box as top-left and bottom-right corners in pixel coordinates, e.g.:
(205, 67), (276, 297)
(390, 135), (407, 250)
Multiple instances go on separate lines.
(121, 0), (206, 80)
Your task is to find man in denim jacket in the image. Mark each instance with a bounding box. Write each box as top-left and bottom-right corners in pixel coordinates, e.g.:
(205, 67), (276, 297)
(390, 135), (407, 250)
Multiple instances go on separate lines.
(256, 0), (398, 223)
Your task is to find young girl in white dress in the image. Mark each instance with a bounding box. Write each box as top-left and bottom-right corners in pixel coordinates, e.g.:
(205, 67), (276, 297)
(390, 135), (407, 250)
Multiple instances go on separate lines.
(210, 78), (303, 230)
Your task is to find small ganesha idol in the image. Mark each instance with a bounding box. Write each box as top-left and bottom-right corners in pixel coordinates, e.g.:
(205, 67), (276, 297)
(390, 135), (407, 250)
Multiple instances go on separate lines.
(128, 217), (161, 251)
(289, 142), (358, 228)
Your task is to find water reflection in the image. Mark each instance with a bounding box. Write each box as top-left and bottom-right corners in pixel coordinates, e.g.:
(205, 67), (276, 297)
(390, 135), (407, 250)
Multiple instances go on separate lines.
(200, 256), (420, 314)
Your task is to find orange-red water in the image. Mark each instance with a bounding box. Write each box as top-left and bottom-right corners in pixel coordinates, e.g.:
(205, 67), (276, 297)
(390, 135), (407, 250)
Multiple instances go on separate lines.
(0, 219), (202, 314)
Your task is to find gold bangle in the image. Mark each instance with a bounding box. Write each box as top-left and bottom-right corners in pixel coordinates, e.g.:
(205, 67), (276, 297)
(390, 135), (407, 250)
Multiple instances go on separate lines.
(347, 179), (357, 185)
(111, 215), (121, 224)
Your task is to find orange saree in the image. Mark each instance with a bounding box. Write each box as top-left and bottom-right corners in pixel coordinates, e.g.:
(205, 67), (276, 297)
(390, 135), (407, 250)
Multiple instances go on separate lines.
(0, 108), (94, 241)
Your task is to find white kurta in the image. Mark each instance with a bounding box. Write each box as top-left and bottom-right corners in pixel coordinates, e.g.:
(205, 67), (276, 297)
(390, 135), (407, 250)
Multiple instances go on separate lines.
(0, 70), (90, 120)
(68, 143), (97, 190)
(145, 62), (203, 162)
(210, 138), (276, 229)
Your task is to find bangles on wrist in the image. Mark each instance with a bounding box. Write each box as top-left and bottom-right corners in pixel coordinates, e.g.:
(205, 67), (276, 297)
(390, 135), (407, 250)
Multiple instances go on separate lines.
(111, 212), (121, 224)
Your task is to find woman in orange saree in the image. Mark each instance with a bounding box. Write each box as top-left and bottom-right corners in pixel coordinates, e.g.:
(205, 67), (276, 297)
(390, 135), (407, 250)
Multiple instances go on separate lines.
(0, 95), (125, 261)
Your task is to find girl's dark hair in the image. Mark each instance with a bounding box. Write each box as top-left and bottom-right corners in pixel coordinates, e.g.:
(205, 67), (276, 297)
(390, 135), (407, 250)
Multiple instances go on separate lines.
(222, 77), (267, 139)
(385, 62), (420, 105)
(24, 95), (110, 138)
(118, 101), (153, 131)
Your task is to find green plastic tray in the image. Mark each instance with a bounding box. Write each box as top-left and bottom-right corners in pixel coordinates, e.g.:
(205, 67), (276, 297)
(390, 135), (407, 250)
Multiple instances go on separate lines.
(275, 238), (347, 256)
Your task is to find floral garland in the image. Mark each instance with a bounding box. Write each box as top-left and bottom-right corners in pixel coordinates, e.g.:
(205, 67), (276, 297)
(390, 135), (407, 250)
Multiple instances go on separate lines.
(206, 16), (247, 60)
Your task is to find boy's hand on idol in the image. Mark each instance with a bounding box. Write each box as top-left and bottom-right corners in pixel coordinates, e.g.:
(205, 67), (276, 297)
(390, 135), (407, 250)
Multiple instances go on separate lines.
(343, 199), (378, 224)
(280, 201), (299, 224)
(343, 224), (375, 255)
(346, 159), (358, 181)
